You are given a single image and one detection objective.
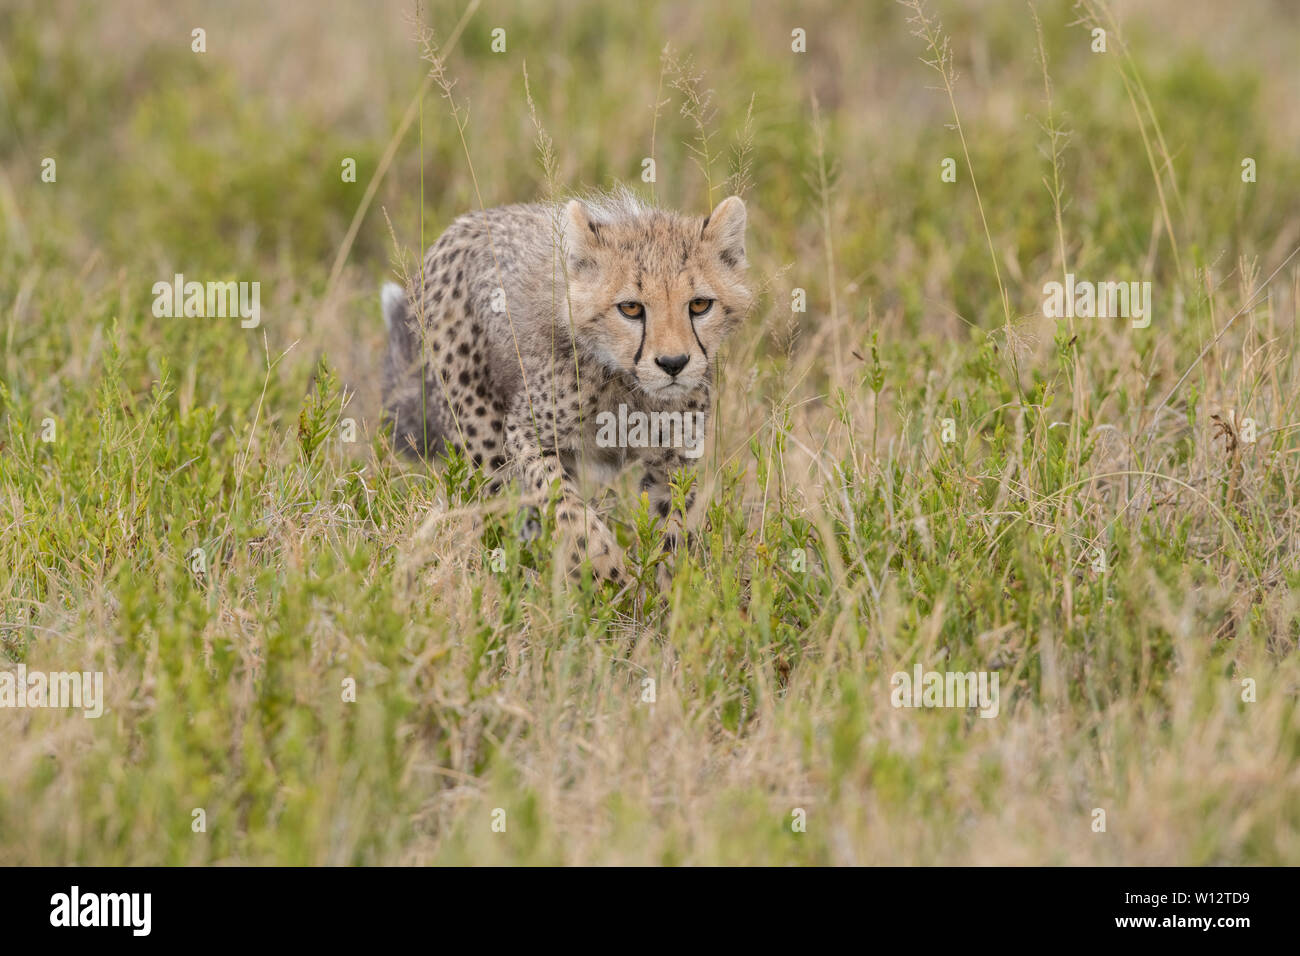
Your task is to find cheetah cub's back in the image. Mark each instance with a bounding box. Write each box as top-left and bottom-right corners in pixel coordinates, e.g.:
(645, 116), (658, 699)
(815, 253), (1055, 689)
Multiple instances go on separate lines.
(381, 191), (752, 581)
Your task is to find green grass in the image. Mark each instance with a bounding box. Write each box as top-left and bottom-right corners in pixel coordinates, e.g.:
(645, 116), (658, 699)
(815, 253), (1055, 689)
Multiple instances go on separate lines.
(1, 0), (1298, 864)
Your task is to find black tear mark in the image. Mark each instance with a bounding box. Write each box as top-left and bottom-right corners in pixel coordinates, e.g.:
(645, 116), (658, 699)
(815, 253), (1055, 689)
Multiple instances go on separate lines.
(690, 316), (708, 361)
(634, 316), (647, 365)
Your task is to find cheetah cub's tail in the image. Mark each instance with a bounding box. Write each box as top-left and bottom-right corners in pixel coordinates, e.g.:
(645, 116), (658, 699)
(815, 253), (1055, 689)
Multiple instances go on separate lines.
(380, 282), (407, 334)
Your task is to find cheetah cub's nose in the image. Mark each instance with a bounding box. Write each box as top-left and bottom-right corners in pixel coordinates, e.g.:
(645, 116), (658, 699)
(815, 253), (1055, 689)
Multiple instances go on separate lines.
(655, 353), (689, 377)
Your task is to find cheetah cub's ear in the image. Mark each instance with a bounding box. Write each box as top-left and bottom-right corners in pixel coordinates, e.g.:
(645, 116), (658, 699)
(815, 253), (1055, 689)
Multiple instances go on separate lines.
(701, 195), (747, 270)
(564, 199), (604, 275)
(565, 199), (601, 239)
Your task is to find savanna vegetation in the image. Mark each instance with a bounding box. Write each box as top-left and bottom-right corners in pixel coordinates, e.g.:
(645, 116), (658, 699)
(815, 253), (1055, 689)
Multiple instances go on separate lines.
(1, 0), (1298, 863)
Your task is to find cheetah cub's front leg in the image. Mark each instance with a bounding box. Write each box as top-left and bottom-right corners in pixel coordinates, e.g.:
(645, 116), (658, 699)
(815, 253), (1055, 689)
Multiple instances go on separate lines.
(637, 434), (703, 592)
(502, 392), (625, 584)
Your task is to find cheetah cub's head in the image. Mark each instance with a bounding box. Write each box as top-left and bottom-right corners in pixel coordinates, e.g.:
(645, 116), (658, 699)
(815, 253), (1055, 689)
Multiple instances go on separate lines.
(564, 193), (753, 398)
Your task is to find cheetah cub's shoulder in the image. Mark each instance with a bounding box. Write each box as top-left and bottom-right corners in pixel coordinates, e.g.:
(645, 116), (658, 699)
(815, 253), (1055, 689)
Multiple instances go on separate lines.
(381, 190), (753, 581)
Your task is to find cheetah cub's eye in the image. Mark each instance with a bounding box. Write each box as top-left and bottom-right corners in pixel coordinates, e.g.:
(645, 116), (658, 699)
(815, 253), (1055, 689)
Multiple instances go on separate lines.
(688, 298), (714, 317)
(617, 301), (645, 320)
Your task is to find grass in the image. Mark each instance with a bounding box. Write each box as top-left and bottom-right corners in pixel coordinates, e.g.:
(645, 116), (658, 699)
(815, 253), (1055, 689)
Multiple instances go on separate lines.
(1, 0), (1298, 864)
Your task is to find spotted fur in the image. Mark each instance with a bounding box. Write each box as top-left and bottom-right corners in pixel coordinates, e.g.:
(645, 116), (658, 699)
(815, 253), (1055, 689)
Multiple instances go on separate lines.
(382, 190), (753, 581)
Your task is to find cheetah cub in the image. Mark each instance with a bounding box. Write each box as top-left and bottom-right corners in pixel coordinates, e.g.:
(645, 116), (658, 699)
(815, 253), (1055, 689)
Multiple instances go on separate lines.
(381, 190), (752, 582)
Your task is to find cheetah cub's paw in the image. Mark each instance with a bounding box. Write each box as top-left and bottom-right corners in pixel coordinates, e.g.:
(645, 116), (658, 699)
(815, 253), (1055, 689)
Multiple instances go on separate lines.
(655, 558), (675, 595)
(556, 505), (625, 584)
